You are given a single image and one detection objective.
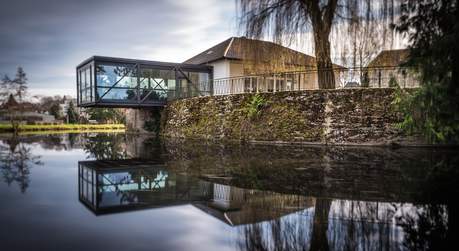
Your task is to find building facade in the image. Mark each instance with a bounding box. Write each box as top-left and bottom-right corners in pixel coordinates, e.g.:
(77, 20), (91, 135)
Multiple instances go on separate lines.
(365, 49), (419, 88)
(184, 37), (343, 95)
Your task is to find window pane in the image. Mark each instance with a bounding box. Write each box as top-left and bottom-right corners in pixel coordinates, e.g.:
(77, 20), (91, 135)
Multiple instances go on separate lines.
(140, 89), (167, 103)
(97, 88), (138, 101)
(96, 63), (137, 88)
(139, 68), (174, 90)
(84, 68), (90, 89)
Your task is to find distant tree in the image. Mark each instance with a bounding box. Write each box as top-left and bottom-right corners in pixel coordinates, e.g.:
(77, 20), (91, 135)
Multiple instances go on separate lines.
(86, 108), (125, 124)
(0, 75), (13, 103)
(393, 0), (459, 143)
(0, 67), (30, 134)
(49, 103), (62, 120)
(38, 96), (57, 113)
(13, 67), (28, 102)
(237, 0), (398, 89)
(1, 67), (29, 102)
(67, 101), (79, 124)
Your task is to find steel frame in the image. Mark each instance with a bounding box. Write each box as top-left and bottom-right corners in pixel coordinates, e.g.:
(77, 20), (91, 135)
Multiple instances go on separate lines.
(76, 56), (213, 108)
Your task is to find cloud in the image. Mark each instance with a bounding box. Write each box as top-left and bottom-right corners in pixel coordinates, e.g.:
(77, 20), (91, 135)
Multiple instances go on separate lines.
(0, 0), (236, 97)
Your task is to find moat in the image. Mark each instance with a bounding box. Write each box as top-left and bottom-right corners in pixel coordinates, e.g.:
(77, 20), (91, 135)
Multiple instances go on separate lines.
(0, 132), (457, 251)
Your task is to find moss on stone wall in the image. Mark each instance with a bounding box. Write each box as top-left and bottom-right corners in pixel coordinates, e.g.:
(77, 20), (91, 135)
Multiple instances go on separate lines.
(161, 88), (418, 145)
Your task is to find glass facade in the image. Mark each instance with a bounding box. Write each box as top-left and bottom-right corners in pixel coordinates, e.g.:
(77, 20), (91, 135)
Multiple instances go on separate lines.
(76, 56), (212, 107)
(96, 62), (139, 103)
(77, 62), (95, 104)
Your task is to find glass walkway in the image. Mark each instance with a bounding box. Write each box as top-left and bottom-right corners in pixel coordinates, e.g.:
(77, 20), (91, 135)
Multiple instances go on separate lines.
(76, 56), (212, 107)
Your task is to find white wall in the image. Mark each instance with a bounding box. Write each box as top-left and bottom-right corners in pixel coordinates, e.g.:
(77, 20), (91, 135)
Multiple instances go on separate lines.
(209, 59), (245, 95)
(209, 60), (231, 79)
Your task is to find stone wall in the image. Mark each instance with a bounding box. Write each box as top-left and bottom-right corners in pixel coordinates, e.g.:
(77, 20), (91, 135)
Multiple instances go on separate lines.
(161, 89), (418, 145)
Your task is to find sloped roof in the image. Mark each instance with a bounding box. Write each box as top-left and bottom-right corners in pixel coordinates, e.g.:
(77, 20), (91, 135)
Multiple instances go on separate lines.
(183, 37), (316, 67)
(1, 94), (19, 110)
(368, 49), (410, 67)
(0, 94), (37, 111)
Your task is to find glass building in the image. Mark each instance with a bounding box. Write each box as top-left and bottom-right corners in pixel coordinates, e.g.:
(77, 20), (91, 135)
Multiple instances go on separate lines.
(76, 56), (213, 107)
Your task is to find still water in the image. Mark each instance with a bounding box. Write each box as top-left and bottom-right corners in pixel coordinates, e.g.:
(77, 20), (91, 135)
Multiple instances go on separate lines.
(0, 133), (458, 251)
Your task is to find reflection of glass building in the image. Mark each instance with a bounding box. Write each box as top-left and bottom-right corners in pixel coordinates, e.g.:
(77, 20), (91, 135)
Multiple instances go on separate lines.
(76, 57), (212, 107)
(78, 160), (313, 225)
(78, 160), (212, 214)
(77, 160), (445, 249)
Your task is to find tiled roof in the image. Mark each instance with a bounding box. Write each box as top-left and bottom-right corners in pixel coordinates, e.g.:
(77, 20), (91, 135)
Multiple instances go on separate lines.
(183, 37), (316, 66)
(183, 38), (233, 65)
(367, 49), (410, 67)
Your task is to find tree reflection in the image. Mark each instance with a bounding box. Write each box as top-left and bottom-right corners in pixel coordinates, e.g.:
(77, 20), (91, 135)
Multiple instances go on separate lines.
(395, 153), (459, 251)
(0, 137), (42, 193)
(397, 204), (449, 251)
(310, 198), (331, 251)
(84, 133), (129, 160)
(236, 197), (313, 251)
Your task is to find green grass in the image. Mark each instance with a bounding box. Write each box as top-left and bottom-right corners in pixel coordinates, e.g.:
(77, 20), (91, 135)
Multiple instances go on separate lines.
(0, 123), (125, 133)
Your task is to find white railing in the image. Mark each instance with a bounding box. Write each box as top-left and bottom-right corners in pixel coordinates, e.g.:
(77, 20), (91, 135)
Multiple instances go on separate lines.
(210, 66), (419, 96)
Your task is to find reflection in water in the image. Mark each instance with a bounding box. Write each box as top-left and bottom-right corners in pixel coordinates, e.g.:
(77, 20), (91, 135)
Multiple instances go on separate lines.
(0, 137), (42, 193)
(0, 133), (457, 250)
(79, 160), (212, 214)
(77, 156), (456, 251)
(78, 160), (313, 225)
(84, 134), (129, 160)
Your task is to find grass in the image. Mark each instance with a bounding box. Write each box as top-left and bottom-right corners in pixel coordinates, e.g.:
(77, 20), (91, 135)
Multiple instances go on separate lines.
(0, 123), (125, 133)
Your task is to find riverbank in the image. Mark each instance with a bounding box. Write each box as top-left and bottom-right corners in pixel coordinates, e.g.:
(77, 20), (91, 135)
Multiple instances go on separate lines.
(0, 123), (125, 133)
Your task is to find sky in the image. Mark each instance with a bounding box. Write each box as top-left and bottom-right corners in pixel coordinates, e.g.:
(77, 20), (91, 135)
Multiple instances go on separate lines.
(0, 0), (237, 97)
(0, 0), (408, 99)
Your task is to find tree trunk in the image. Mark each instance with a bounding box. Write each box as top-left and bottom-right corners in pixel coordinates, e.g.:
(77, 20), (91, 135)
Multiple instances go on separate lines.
(307, 0), (337, 89)
(310, 197), (332, 251)
(314, 27), (336, 89)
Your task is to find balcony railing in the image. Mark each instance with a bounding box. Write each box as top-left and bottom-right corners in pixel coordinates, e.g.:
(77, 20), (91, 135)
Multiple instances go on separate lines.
(210, 66), (419, 96)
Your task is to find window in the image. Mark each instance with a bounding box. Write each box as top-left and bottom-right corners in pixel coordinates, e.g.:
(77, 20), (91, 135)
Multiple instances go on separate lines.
(78, 63), (93, 104)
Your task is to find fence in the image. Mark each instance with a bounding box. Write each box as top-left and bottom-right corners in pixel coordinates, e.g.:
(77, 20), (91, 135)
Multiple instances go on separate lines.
(211, 66), (419, 96)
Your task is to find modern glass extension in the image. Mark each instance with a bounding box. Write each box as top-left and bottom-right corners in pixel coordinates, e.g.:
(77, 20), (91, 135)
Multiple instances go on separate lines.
(76, 56), (213, 107)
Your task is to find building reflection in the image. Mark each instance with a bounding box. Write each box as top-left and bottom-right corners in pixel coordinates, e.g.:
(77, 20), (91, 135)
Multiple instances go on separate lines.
(78, 159), (453, 251)
(79, 160), (210, 214)
(78, 159), (314, 226)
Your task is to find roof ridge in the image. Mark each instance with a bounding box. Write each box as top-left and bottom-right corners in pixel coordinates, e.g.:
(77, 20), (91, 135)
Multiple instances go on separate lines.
(223, 37), (235, 58)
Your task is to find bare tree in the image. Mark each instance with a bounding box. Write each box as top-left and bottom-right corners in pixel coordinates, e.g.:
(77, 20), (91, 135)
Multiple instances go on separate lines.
(13, 67), (28, 102)
(0, 67), (30, 134)
(1, 75), (13, 103)
(237, 0), (397, 89)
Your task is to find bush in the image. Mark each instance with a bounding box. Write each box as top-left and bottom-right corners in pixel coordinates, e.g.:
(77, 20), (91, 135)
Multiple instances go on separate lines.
(243, 94), (267, 120)
(388, 76), (399, 88)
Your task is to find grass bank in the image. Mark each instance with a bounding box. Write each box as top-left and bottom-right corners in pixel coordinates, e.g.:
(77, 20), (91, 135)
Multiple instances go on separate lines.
(0, 123), (125, 133)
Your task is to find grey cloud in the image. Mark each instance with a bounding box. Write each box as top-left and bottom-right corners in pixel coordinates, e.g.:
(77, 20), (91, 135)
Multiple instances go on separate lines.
(0, 0), (235, 96)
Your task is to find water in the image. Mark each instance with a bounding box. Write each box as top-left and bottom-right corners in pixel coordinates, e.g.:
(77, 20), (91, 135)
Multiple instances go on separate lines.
(0, 133), (458, 251)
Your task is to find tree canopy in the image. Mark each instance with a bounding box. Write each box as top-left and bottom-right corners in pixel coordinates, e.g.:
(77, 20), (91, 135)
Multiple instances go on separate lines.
(237, 0), (398, 88)
(86, 108), (125, 124)
(1, 67), (29, 103)
(67, 101), (79, 123)
(394, 0), (459, 143)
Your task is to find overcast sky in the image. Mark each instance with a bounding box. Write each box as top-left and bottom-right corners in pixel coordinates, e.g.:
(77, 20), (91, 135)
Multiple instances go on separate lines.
(0, 0), (237, 97)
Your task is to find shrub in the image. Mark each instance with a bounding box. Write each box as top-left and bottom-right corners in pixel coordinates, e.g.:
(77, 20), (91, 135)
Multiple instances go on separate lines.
(243, 94), (267, 120)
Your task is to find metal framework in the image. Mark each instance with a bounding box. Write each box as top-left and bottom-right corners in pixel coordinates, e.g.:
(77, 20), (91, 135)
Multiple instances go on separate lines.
(78, 160), (213, 215)
(76, 56), (213, 108)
